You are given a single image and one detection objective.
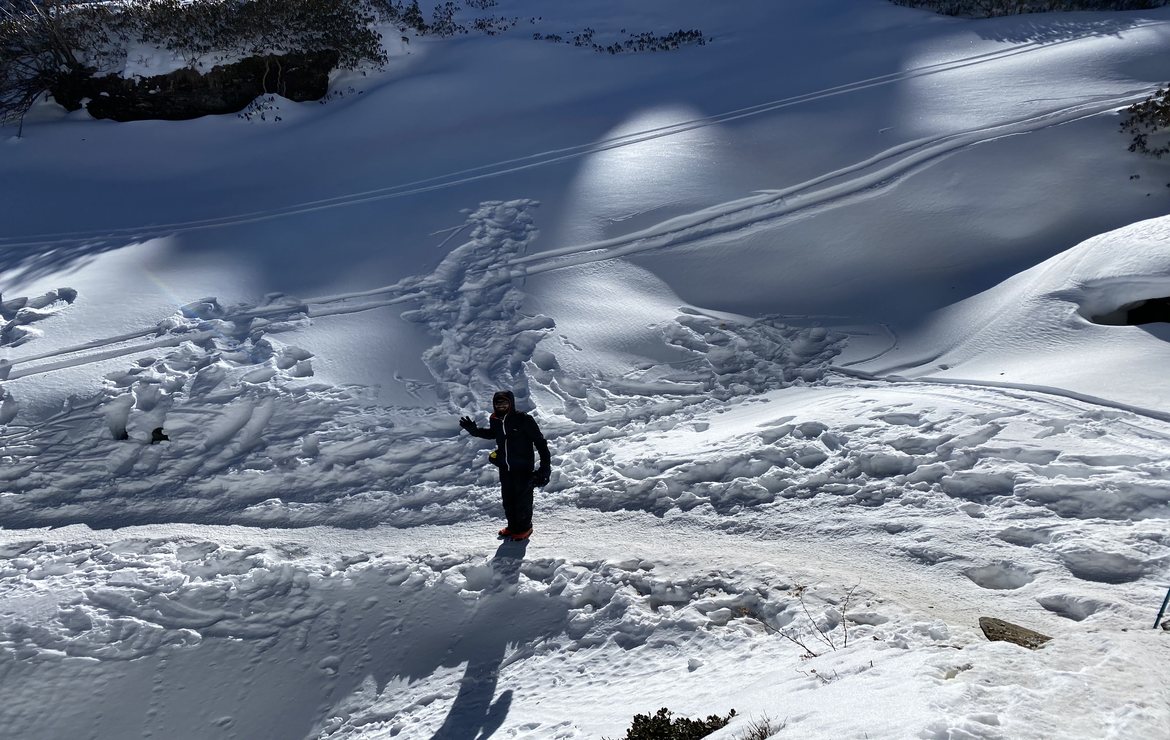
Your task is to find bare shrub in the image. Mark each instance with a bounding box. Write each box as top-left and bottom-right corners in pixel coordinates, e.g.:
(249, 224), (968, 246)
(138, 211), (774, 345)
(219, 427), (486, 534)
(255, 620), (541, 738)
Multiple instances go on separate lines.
(739, 713), (786, 739)
(740, 584), (858, 658)
(0, 1), (116, 129)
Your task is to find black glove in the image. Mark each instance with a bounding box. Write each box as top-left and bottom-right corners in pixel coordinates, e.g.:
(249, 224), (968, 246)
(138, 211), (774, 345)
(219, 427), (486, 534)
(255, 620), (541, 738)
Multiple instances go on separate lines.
(532, 466), (551, 487)
(459, 416), (476, 433)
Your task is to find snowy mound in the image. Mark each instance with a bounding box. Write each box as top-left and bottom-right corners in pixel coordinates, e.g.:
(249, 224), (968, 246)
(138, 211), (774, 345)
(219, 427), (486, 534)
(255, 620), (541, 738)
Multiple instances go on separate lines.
(867, 215), (1170, 412)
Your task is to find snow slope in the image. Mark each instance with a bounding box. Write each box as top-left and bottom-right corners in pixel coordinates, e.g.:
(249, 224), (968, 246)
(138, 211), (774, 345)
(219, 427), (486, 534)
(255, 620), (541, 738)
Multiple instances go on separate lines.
(2, 1), (1170, 738)
(861, 215), (1170, 413)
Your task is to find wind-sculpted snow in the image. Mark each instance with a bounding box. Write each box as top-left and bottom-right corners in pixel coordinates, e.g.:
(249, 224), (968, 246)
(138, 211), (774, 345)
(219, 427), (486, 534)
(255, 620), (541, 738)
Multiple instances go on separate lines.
(0, 200), (845, 531)
(0, 539), (327, 661)
(0, 261), (1167, 705)
(568, 380), (1170, 531)
(0, 288), (77, 349)
(865, 216), (1170, 411)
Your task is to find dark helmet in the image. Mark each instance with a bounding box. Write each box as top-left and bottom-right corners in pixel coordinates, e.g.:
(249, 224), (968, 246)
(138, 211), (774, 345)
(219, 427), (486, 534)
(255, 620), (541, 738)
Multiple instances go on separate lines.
(492, 390), (515, 406)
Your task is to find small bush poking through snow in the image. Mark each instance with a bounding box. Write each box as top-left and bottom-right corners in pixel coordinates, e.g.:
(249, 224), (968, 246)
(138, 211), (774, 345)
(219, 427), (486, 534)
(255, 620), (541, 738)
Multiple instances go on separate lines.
(610, 707), (737, 740)
(105, 0), (386, 70)
(739, 714), (785, 740)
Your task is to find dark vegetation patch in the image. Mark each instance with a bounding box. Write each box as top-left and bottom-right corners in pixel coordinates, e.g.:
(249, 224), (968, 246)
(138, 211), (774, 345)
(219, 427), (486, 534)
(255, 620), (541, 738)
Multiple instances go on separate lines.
(0, 0), (385, 127)
(50, 50), (338, 122)
(607, 708), (737, 740)
(533, 27), (709, 54)
(369, 0), (524, 38)
(1122, 86), (1170, 159)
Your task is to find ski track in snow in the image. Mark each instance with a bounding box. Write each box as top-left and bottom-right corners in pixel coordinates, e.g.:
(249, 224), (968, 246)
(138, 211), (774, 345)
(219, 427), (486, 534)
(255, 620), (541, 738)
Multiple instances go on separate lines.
(0, 85), (1152, 423)
(0, 24), (1164, 251)
(0, 90), (1158, 389)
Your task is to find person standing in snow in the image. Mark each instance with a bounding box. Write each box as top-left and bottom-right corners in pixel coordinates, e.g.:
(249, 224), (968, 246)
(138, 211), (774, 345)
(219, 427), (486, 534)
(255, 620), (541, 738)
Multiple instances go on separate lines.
(459, 390), (551, 541)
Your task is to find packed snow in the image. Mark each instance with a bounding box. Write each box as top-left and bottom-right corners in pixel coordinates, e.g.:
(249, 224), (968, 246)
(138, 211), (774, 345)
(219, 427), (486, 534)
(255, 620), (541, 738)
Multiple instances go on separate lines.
(2, 1), (1170, 738)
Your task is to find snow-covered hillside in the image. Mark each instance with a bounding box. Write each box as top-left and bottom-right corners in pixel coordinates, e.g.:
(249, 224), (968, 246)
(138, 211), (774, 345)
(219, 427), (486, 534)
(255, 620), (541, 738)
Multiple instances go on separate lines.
(2, 1), (1170, 738)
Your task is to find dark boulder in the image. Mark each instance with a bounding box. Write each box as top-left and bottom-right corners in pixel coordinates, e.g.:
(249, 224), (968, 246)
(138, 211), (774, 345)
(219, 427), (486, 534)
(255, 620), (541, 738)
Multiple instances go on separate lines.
(50, 50), (339, 122)
(978, 617), (1051, 649)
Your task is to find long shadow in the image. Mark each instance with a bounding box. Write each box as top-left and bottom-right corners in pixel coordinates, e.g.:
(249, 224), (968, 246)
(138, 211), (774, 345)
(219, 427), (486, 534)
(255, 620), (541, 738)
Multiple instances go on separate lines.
(0, 540), (568, 740)
(430, 539), (530, 740)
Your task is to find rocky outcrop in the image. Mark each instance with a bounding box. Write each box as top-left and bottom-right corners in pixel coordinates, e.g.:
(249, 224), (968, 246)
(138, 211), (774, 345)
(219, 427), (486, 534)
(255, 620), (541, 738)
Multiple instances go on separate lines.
(979, 617), (1052, 649)
(50, 50), (339, 122)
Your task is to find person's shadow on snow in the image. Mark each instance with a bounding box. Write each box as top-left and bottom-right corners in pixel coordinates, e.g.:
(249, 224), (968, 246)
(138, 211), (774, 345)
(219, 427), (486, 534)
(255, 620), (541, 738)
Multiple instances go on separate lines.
(430, 539), (529, 740)
(6, 538), (570, 740)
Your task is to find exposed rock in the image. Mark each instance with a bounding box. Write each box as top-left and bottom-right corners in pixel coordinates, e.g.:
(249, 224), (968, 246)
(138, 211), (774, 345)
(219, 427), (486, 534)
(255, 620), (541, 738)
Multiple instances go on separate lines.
(50, 50), (339, 122)
(978, 617), (1051, 649)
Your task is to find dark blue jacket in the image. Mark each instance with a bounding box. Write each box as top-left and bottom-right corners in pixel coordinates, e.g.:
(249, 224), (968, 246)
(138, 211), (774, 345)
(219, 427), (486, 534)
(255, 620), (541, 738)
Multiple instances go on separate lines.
(470, 411), (550, 473)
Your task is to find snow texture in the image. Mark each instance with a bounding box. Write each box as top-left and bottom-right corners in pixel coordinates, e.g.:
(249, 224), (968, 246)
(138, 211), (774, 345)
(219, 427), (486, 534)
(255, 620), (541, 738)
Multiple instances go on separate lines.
(2, 1), (1170, 738)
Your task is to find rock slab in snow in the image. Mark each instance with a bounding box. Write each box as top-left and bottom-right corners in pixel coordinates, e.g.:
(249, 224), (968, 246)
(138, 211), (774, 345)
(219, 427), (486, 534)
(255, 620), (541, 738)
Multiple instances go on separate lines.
(979, 616), (1051, 650)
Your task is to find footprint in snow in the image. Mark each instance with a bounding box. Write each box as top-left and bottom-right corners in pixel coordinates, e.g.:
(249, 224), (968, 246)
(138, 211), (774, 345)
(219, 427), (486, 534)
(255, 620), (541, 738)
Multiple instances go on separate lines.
(875, 412), (924, 426)
(962, 563), (1035, 590)
(1057, 549), (1149, 584)
(996, 527), (1054, 548)
(1036, 593), (1112, 622)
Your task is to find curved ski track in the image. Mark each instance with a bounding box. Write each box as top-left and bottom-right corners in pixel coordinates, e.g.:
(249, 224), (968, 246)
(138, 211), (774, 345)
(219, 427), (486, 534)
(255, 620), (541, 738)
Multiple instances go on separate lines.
(3, 91), (1155, 397)
(0, 23), (1162, 249)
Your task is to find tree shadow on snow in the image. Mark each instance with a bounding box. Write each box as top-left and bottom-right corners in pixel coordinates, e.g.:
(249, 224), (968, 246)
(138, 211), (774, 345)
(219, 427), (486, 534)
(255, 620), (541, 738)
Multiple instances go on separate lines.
(971, 15), (1154, 44)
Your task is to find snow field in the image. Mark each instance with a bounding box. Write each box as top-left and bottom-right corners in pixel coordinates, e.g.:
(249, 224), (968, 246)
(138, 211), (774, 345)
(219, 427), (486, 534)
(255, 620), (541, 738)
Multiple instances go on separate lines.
(3, 0), (1170, 737)
(2, 205), (1170, 736)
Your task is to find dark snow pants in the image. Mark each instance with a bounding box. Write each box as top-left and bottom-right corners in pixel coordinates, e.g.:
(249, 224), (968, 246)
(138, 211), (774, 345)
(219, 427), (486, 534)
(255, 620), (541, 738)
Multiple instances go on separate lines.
(499, 469), (535, 532)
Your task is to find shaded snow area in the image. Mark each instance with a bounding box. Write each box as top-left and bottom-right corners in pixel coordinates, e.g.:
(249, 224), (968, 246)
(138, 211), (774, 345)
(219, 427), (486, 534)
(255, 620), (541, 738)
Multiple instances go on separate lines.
(3, 0), (1170, 738)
